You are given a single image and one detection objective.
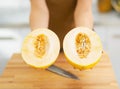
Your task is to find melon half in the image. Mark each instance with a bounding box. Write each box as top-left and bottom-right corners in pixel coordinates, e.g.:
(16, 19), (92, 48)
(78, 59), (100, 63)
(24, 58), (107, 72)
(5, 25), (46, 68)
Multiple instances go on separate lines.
(63, 27), (103, 70)
(21, 28), (60, 69)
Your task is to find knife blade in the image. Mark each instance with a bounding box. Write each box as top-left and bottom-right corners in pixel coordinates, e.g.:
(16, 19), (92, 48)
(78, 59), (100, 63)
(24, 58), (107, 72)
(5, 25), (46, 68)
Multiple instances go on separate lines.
(47, 65), (79, 80)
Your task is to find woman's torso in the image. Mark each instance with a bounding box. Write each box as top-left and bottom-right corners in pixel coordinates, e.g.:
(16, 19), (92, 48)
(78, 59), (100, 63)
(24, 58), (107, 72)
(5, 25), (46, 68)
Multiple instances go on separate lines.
(46, 0), (77, 47)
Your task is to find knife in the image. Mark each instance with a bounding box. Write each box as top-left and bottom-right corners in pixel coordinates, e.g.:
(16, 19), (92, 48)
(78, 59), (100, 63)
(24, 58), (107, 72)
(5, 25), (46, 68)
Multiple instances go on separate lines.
(47, 65), (79, 80)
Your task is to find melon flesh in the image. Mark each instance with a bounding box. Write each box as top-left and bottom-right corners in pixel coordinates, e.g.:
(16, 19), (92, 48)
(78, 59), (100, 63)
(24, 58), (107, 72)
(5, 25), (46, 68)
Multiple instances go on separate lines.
(21, 28), (60, 68)
(63, 27), (103, 70)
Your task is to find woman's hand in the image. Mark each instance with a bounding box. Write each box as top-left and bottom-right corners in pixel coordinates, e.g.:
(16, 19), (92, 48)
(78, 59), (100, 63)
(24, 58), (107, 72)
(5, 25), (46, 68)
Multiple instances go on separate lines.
(74, 0), (93, 29)
(30, 0), (49, 31)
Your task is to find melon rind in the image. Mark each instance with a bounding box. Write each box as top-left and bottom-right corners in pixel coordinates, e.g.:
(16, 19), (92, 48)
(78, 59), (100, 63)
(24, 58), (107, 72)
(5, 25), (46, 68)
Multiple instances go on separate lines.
(21, 28), (60, 69)
(63, 27), (103, 70)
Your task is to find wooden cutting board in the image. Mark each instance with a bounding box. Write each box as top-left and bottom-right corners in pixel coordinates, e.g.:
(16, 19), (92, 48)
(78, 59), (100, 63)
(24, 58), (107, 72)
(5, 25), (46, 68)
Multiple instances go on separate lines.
(0, 52), (119, 89)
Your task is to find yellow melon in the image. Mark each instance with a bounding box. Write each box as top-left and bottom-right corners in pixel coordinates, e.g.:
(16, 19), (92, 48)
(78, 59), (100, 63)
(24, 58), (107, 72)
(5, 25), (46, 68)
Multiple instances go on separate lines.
(63, 27), (103, 70)
(21, 28), (60, 69)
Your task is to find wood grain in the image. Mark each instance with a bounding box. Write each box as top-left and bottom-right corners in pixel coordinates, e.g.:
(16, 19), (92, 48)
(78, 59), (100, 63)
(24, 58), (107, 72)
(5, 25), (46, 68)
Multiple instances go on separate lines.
(0, 52), (119, 89)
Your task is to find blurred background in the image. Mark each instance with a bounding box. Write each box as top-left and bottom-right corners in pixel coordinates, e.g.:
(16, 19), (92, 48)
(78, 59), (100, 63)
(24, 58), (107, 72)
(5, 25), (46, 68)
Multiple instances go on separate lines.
(0, 0), (120, 86)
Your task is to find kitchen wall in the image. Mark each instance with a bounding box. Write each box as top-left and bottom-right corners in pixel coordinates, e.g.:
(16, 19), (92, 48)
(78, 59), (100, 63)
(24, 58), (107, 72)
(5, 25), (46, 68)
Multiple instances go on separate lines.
(93, 0), (120, 87)
(0, 0), (120, 87)
(0, 0), (30, 74)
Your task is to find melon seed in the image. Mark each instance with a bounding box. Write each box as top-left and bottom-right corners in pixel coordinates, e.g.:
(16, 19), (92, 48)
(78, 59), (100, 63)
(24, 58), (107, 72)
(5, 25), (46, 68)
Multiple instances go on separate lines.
(34, 34), (48, 58)
(75, 33), (91, 58)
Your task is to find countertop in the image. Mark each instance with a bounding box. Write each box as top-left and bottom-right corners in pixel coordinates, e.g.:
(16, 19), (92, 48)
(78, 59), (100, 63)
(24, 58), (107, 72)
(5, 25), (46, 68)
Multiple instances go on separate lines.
(0, 52), (119, 89)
